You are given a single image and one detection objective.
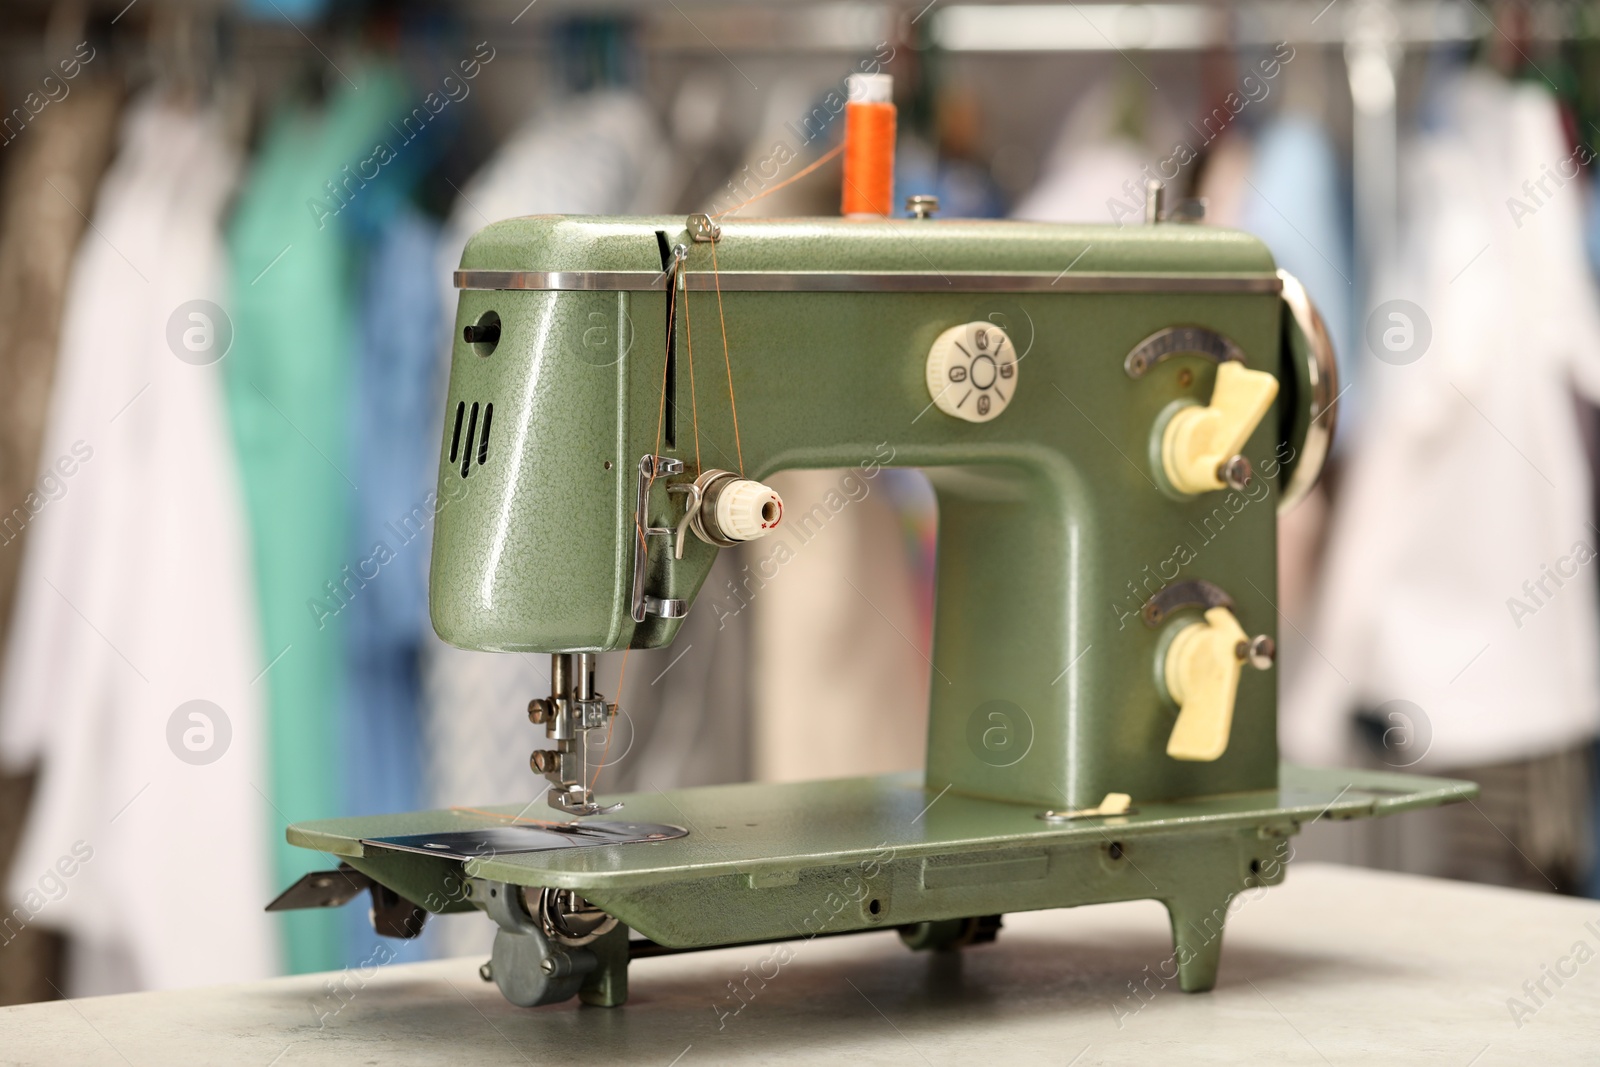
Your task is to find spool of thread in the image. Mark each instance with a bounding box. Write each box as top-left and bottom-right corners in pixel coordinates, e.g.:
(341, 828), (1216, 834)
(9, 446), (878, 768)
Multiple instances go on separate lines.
(842, 73), (895, 218)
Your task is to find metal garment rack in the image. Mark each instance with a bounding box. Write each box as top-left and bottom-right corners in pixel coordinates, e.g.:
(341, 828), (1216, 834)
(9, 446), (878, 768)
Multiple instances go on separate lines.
(624, 0), (1589, 355)
(9, 0), (1591, 346)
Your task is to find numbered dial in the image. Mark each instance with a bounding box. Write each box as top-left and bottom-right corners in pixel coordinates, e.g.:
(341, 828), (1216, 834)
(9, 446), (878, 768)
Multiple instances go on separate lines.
(925, 322), (1016, 423)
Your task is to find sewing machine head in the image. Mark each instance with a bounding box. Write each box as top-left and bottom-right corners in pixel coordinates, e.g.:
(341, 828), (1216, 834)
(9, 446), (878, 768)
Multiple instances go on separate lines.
(431, 213), (1336, 817)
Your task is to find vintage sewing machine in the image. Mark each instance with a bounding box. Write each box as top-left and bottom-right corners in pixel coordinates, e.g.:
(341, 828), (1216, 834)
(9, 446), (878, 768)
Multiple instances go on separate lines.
(276, 209), (1475, 1009)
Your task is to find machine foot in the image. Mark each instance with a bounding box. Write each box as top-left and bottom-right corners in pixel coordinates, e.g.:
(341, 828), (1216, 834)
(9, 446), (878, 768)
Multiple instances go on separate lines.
(579, 923), (631, 1007)
(898, 914), (1003, 952)
(1163, 890), (1233, 993)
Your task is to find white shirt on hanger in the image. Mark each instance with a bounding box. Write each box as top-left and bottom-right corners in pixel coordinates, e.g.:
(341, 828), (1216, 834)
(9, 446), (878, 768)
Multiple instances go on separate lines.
(0, 96), (277, 992)
(1285, 71), (1600, 770)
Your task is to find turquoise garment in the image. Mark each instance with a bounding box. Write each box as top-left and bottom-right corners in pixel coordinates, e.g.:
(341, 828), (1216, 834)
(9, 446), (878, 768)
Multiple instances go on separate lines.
(225, 67), (409, 974)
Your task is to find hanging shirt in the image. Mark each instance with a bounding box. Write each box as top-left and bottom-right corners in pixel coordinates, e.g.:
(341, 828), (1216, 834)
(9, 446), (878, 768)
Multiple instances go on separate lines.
(0, 83), (121, 671)
(338, 203), (442, 967)
(0, 96), (276, 993)
(1193, 132), (1255, 230)
(1284, 71), (1600, 770)
(1011, 79), (1179, 225)
(225, 67), (410, 975)
(0, 77), (122, 1010)
(345, 206), (440, 819)
(1236, 116), (1355, 415)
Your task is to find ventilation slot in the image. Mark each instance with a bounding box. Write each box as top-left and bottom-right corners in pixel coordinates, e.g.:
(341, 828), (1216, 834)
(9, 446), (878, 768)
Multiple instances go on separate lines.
(477, 403), (493, 466)
(450, 400), (496, 478)
(460, 402), (480, 478)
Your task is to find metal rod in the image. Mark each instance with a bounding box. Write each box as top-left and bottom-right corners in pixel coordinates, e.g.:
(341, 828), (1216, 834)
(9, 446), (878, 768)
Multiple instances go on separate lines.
(576, 654), (596, 701)
(551, 654), (572, 701)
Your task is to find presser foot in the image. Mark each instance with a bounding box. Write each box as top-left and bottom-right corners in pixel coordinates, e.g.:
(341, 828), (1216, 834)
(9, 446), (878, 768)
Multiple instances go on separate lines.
(529, 652), (622, 818)
(547, 785), (623, 818)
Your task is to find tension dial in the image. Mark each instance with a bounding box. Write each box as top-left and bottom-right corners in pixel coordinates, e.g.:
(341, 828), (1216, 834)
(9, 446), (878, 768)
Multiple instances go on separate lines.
(925, 321), (1017, 423)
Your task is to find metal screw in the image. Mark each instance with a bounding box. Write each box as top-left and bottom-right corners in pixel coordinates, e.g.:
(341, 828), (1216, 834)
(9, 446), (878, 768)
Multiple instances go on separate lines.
(1219, 454), (1253, 491)
(1145, 179), (1165, 224)
(528, 698), (550, 724)
(479, 962), (493, 982)
(531, 749), (557, 774)
(905, 194), (939, 219)
(540, 957), (556, 976)
(1246, 634), (1276, 671)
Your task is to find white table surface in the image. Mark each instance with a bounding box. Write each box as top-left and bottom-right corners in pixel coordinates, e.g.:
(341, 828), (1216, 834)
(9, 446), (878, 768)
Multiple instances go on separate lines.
(3, 862), (1597, 1065)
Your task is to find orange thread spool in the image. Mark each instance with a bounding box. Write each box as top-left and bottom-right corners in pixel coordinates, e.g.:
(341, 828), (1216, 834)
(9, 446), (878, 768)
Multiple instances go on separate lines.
(841, 73), (895, 217)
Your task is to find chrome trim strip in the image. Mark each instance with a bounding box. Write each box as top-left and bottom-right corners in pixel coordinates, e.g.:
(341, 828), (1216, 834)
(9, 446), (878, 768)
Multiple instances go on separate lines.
(453, 269), (1284, 295)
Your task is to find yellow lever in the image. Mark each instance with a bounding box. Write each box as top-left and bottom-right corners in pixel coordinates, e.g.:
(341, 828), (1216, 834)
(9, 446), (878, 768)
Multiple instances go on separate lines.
(1161, 362), (1279, 494)
(1164, 606), (1248, 762)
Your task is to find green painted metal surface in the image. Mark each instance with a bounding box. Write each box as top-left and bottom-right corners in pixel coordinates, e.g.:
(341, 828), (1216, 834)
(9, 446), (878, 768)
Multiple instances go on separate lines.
(432, 216), (1290, 810)
(290, 766), (1476, 991)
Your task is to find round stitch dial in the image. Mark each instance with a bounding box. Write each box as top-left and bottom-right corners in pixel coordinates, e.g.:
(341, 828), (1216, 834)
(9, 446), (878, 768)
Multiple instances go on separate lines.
(925, 322), (1017, 423)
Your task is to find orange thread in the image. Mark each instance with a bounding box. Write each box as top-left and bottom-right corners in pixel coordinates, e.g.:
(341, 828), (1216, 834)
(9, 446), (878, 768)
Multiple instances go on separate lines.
(448, 805), (567, 828)
(842, 99), (896, 217)
(708, 240), (745, 476)
(587, 647), (630, 792)
(712, 142), (844, 220)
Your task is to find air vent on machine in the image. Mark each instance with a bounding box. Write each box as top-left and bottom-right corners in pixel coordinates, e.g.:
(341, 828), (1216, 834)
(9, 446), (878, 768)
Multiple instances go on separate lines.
(449, 400), (493, 478)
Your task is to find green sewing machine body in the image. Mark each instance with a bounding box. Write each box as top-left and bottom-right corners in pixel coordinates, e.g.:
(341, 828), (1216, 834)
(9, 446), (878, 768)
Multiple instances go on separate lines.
(284, 214), (1475, 1007)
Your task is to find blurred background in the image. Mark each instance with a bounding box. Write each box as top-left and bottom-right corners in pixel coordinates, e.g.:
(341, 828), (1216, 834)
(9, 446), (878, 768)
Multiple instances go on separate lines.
(1, 0), (1598, 1004)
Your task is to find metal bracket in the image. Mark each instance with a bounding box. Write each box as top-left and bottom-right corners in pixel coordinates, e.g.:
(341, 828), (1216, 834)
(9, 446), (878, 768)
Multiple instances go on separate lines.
(1124, 326), (1246, 378)
(666, 481), (703, 559)
(686, 213), (721, 243)
(265, 864), (371, 911)
(264, 864), (426, 939)
(631, 455), (688, 622)
(1140, 579), (1234, 628)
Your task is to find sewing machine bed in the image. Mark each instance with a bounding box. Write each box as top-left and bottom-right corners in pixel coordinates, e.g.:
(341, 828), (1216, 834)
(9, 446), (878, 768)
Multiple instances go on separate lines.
(288, 765), (1473, 955)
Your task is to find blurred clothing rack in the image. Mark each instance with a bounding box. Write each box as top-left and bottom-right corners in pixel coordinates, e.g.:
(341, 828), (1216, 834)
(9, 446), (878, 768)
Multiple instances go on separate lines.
(2, 0), (1599, 52)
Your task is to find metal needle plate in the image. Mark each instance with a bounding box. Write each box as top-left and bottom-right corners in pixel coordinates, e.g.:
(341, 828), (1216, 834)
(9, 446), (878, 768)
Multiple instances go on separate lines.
(360, 820), (688, 861)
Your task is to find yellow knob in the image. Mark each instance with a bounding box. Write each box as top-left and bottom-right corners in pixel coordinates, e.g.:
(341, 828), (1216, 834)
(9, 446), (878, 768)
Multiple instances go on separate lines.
(1163, 606), (1248, 762)
(1161, 362), (1279, 494)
